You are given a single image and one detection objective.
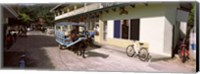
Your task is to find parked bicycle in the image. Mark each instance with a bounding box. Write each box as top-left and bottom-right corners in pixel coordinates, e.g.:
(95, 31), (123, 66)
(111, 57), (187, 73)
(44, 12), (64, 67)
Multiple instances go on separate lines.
(178, 38), (190, 63)
(126, 40), (151, 61)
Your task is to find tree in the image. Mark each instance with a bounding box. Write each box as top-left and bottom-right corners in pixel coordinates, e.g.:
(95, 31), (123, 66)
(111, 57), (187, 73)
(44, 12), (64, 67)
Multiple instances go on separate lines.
(188, 3), (195, 27)
(18, 4), (56, 26)
(186, 3), (195, 37)
(18, 13), (32, 23)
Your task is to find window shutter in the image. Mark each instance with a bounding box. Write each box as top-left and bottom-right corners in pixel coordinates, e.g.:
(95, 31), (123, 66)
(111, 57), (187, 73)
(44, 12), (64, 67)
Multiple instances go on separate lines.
(114, 20), (121, 38)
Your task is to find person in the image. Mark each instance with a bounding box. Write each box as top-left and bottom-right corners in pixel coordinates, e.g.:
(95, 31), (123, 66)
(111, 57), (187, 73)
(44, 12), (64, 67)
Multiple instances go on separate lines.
(18, 26), (23, 36)
(21, 26), (27, 37)
(89, 30), (95, 38)
(5, 31), (13, 49)
(19, 54), (26, 69)
(93, 25), (99, 36)
(190, 28), (196, 54)
(70, 26), (79, 41)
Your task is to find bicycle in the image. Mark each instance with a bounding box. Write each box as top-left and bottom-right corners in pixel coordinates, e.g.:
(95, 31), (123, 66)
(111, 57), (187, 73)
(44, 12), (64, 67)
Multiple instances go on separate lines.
(178, 38), (190, 63)
(126, 40), (151, 61)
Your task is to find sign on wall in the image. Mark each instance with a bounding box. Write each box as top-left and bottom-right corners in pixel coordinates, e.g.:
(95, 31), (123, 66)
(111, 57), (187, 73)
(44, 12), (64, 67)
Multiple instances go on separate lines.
(176, 9), (189, 22)
(180, 21), (187, 35)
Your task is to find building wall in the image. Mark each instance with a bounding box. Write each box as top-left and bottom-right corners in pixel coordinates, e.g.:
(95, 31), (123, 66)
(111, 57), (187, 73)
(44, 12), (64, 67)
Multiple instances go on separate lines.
(163, 3), (179, 56)
(105, 38), (133, 48)
(55, 3), (101, 21)
(95, 3), (179, 56)
(95, 15), (103, 44)
(140, 16), (166, 55)
(2, 7), (17, 24)
(0, 5), (17, 68)
(106, 20), (114, 39)
(102, 3), (165, 21)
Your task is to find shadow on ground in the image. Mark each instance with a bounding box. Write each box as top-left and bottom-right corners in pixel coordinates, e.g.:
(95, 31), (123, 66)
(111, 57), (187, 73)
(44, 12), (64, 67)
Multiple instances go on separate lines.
(86, 51), (109, 58)
(3, 33), (58, 70)
(3, 51), (36, 68)
(84, 43), (109, 58)
(151, 58), (173, 62)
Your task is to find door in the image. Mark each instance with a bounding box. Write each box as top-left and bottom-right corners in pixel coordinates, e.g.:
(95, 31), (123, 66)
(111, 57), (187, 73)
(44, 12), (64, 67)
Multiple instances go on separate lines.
(103, 21), (107, 41)
(130, 19), (140, 40)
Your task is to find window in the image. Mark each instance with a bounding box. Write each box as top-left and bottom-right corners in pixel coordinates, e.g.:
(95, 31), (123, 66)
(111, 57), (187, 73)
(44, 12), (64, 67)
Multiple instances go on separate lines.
(91, 21), (95, 30)
(62, 26), (68, 32)
(114, 20), (120, 38)
(87, 21), (96, 31)
(56, 26), (60, 30)
(103, 21), (107, 40)
(113, 19), (140, 40)
(130, 19), (140, 40)
(121, 20), (129, 39)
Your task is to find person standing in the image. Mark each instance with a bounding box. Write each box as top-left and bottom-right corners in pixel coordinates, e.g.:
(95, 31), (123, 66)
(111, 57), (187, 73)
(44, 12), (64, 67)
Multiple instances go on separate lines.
(93, 25), (99, 36)
(189, 27), (196, 60)
(70, 26), (79, 41)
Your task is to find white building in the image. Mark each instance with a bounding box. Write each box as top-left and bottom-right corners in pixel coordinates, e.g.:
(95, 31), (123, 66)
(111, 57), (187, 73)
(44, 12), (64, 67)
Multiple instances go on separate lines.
(51, 2), (193, 57)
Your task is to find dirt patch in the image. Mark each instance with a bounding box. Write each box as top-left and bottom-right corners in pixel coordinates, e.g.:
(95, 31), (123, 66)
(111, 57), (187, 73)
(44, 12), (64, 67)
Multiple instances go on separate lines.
(164, 55), (196, 70)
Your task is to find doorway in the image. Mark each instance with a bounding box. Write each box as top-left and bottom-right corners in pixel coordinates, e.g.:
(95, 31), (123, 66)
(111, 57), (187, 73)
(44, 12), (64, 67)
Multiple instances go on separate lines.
(103, 21), (107, 41)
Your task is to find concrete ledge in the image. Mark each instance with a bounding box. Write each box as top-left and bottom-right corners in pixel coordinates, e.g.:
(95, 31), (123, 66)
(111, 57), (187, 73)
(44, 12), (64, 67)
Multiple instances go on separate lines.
(101, 44), (172, 62)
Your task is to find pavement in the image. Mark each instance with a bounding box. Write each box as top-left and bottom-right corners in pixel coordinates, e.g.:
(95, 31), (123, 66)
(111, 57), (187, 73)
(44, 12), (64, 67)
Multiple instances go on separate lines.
(3, 31), (196, 73)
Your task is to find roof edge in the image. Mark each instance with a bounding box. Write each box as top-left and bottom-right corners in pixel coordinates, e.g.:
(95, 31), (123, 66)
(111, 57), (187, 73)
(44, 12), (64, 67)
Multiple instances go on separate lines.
(50, 4), (63, 12)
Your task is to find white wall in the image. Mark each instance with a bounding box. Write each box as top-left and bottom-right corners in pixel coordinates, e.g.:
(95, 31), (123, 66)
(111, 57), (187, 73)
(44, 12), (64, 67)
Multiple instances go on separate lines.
(140, 16), (166, 55)
(180, 22), (187, 35)
(164, 3), (178, 56)
(107, 20), (114, 39)
(55, 3), (101, 21)
(102, 3), (165, 21)
(102, 3), (172, 56)
(163, 18), (173, 56)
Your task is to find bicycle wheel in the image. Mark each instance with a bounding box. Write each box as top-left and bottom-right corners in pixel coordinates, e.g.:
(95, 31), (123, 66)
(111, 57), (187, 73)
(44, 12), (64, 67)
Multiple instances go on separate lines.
(138, 48), (149, 61)
(126, 45), (135, 57)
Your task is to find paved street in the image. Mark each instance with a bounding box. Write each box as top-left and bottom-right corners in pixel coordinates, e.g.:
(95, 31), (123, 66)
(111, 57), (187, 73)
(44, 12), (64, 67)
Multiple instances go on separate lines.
(4, 31), (195, 72)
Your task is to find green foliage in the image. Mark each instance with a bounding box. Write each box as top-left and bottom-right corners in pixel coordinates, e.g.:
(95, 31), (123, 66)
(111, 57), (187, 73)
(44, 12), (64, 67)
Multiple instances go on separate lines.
(188, 3), (195, 26)
(18, 13), (32, 23)
(18, 4), (56, 26)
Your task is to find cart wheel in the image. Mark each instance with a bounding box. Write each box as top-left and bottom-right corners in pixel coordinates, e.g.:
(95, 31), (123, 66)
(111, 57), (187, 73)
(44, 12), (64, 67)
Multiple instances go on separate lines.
(77, 50), (81, 56)
(59, 45), (64, 50)
(126, 45), (135, 57)
(82, 54), (86, 58)
(138, 48), (149, 61)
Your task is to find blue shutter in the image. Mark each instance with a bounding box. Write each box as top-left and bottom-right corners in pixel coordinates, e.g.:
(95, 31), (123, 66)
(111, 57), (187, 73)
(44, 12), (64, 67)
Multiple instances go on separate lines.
(114, 20), (120, 38)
